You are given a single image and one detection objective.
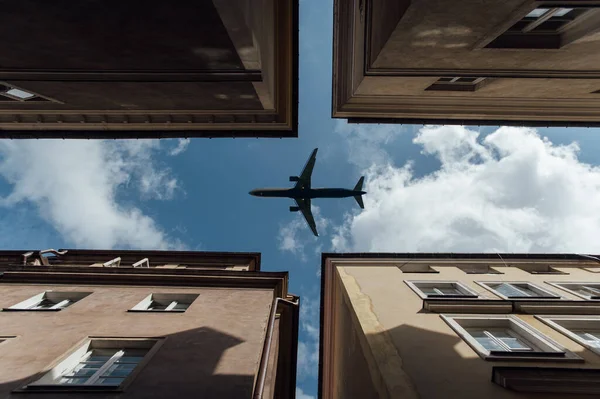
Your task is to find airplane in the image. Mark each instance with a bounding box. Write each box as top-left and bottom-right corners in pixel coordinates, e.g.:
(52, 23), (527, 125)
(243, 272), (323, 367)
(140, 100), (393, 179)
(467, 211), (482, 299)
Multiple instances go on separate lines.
(249, 148), (366, 237)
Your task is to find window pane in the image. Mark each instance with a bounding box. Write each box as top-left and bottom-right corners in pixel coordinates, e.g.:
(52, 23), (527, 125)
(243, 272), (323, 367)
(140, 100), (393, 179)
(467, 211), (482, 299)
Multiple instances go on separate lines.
(6, 88), (35, 100)
(96, 377), (125, 386)
(59, 377), (89, 385)
(468, 329), (504, 351)
(147, 301), (168, 310)
(579, 286), (600, 297)
(30, 299), (56, 309)
(69, 364), (101, 377)
(493, 283), (529, 297)
(574, 331), (600, 347)
(554, 8), (573, 17)
(103, 363), (137, 378)
(173, 302), (189, 310)
(456, 77), (477, 83)
(526, 8), (549, 18)
(490, 330), (532, 351)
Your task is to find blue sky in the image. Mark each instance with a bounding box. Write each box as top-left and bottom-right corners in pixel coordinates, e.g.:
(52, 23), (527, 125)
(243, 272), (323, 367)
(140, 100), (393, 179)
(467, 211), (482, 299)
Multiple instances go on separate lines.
(4, 0), (600, 398)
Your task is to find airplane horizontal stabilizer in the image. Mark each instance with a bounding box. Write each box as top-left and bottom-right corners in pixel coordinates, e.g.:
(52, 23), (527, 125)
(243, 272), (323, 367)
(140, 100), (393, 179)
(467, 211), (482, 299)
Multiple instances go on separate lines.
(354, 195), (364, 209)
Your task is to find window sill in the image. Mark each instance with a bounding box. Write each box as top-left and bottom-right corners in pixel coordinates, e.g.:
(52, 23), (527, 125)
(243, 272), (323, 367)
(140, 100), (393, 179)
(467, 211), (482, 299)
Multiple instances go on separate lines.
(127, 309), (186, 313)
(17, 386), (124, 393)
(1, 308), (62, 312)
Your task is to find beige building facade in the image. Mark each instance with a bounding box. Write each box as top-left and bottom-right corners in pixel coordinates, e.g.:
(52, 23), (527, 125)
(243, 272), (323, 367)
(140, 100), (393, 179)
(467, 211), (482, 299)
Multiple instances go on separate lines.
(333, 0), (600, 126)
(0, 249), (299, 398)
(0, 0), (298, 138)
(320, 253), (600, 398)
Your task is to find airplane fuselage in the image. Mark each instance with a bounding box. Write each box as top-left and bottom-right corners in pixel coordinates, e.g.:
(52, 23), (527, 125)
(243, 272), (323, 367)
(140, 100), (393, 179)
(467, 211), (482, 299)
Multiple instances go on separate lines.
(250, 187), (365, 199)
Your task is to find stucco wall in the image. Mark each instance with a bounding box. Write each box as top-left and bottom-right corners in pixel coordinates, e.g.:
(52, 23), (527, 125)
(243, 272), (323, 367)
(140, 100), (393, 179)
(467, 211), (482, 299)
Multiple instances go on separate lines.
(0, 284), (274, 398)
(337, 262), (600, 399)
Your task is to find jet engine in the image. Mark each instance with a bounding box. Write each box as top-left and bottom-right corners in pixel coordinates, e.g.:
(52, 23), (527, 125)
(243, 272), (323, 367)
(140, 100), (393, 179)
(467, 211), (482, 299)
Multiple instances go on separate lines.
(289, 176), (299, 182)
(289, 206), (300, 212)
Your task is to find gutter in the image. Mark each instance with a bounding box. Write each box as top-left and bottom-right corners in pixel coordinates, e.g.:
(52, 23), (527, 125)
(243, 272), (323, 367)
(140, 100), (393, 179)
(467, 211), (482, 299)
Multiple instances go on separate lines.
(253, 296), (299, 399)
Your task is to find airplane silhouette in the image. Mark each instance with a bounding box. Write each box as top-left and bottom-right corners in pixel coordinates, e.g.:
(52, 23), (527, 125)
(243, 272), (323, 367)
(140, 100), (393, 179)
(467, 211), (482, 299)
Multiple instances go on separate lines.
(249, 148), (366, 236)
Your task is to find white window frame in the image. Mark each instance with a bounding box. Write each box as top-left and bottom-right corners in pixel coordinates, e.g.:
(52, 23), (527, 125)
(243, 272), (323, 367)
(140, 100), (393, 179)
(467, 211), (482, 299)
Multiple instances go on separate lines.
(476, 281), (561, 300)
(537, 315), (600, 355)
(6, 291), (92, 311)
(23, 337), (163, 391)
(546, 282), (600, 300)
(129, 293), (198, 313)
(441, 314), (579, 361)
(405, 281), (480, 299)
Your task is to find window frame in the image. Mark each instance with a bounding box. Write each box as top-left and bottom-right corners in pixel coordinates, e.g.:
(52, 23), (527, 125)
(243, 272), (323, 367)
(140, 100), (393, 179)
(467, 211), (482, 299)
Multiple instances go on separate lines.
(537, 315), (600, 355)
(425, 77), (489, 92)
(4, 291), (92, 311)
(128, 293), (199, 313)
(405, 280), (480, 299)
(21, 337), (164, 392)
(546, 282), (600, 300)
(457, 264), (503, 275)
(441, 314), (580, 361)
(0, 82), (59, 103)
(476, 281), (562, 300)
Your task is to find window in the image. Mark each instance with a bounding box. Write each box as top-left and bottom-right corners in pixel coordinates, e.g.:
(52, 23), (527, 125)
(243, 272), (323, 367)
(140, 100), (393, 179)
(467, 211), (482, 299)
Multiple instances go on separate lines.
(537, 316), (600, 355)
(425, 77), (488, 92)
(549, 283), (600, 300)
(5, 291), (91, 311)
(24, 338), (161, 391)
(441, 315), (579, 361)
(399, 264), (439, 273)
(405, 281), (479, 299)
(0, 83), (49, 102)
(457, 264), (502, 274)
(486, 5), (600, 49)
(477, 282), (560, 299)
(513, 264), (567, 275)
(0, 336), (16, 345)
(129, 293), (198, 312)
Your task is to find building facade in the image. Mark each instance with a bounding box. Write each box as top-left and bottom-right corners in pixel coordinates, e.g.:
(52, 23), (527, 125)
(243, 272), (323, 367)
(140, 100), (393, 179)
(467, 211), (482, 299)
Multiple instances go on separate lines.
(0, 249), (299, 398)
(333, 0), (600, 126)
(0, 0), (298, 138)
(320, 253), (600, 398)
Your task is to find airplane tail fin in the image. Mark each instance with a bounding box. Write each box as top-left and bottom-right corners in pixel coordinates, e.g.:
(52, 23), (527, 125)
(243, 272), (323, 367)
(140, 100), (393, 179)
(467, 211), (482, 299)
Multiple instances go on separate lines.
(353, 176), (365, 209)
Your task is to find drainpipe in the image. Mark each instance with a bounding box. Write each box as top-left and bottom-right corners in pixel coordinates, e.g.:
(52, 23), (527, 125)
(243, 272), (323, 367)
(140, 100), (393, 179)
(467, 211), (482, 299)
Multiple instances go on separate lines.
(253, 297), (298, 399)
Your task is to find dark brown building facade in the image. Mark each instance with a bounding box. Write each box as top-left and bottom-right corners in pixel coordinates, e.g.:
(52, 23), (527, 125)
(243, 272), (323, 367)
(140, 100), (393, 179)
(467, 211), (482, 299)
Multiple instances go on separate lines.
(0, 0), (298, 138)
(0, 249), (299, 398)
(333, 0), (600, 126)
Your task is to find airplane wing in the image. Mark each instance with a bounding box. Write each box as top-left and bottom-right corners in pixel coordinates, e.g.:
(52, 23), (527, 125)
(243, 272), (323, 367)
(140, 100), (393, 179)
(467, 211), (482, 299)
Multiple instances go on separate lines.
(295, 198), (318, 237)
(294, 148), (318, 189)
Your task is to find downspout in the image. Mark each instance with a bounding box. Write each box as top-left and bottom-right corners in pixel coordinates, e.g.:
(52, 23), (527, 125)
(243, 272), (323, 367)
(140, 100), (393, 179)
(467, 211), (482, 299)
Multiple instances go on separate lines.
(253, 297), (298, 399)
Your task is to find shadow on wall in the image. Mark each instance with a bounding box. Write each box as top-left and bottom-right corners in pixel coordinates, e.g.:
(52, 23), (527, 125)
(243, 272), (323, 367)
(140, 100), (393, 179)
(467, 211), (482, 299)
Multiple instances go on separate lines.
(371, 323), (585, 399)
(0, 326), (254, 399)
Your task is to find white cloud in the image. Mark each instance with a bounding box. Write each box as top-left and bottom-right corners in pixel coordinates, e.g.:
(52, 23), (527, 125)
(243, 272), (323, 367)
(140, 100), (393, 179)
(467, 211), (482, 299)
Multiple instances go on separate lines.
(332, 125), (600, 254)
(335, 120), (407, 169)
(168, 138), (191, 156)
(296, 387), (316, 399)
(0, 139), (184, 249)
(278, 205), (330, 260)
